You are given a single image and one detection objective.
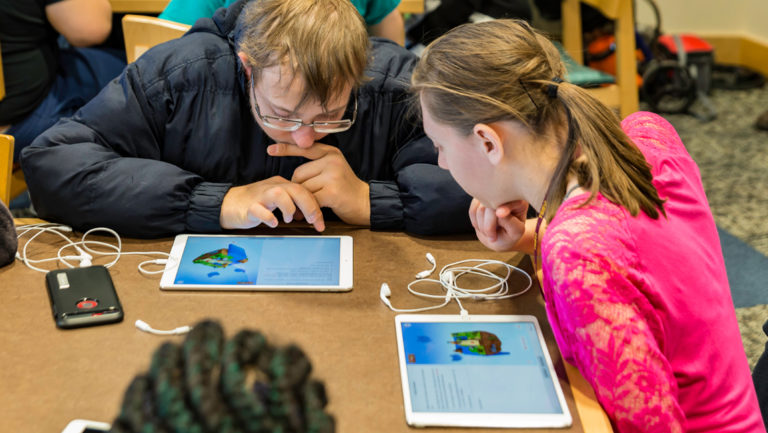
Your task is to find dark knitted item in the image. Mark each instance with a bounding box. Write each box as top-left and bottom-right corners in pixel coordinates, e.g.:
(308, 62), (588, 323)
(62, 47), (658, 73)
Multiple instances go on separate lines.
(110, 320), (335, 433)
(0, 201), (17, 267)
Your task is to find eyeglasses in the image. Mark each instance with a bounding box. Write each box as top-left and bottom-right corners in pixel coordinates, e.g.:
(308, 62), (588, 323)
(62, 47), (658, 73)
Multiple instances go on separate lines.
(250, 72), (357, 134)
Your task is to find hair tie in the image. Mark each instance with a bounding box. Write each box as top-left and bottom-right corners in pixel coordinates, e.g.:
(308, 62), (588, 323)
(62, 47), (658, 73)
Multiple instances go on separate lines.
(546, 77), (563, 99)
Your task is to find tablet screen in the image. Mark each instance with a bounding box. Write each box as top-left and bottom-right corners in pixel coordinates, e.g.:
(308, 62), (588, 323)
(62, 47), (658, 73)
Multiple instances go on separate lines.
(160, 235), (353, 291)
(395, 315), (571, 428)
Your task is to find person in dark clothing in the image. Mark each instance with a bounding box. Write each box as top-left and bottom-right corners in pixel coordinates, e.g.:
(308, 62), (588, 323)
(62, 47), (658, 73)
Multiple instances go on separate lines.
(0, 0), (126, 162)
(21, 0), (472, 238)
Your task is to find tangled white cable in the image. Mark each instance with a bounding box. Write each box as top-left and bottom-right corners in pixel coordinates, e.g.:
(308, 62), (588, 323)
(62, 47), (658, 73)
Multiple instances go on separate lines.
(15, 223), (176, 276)
(380, 254), (533, 316)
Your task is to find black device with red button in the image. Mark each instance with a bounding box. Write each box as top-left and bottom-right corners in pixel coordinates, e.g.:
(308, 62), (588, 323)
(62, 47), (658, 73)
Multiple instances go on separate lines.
(45, 266), (124, 329)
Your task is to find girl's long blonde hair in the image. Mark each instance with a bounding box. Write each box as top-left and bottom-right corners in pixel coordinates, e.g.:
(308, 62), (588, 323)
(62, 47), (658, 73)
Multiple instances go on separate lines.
(411, 19), (665, 221)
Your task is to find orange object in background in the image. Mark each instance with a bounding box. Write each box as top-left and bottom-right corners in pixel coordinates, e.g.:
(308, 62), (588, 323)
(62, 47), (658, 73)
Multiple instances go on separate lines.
(587, 34), (645, 87)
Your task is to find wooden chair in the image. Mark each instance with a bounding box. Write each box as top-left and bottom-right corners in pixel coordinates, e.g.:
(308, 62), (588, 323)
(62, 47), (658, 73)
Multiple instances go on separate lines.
(122, 15), (191, 63)
(0, 39), (5, 101)
(561, 0), (639, 118)
(0, 134), (26, 206)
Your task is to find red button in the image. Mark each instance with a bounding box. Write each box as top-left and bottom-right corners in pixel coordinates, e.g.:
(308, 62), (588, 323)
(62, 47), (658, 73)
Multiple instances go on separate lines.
(76, 299), (98, 309)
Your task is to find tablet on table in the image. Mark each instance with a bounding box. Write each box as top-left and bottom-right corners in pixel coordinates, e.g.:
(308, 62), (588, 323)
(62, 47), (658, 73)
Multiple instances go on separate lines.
(395, 314), (572, 428)
(160, 234), (353, 291)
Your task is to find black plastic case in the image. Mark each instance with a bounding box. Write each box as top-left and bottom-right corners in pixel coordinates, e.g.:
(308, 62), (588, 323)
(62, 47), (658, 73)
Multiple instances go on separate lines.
(45, 266), (124, 329)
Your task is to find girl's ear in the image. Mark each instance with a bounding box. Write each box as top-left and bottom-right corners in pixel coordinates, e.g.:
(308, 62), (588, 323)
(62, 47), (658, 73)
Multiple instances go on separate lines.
(237, 52), (252, 77)
(472, 123), (505, 165)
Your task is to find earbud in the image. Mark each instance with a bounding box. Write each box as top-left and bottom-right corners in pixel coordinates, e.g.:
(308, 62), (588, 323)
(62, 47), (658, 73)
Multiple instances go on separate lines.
(380, 282), (392, 298)
(379, 282), (451, 313)
(74, 246), (93, 267)
(415, 252), (437, 279)
(379, 283), (393, 307)
(78, 255), (93, 267)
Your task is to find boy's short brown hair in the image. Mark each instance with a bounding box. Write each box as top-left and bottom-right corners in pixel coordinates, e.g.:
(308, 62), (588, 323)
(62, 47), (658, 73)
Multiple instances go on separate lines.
(235, 0), (370, 109)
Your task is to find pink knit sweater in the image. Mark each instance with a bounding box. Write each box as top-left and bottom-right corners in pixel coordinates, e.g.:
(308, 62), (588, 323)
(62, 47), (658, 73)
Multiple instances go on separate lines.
(541, 112), (765, 432)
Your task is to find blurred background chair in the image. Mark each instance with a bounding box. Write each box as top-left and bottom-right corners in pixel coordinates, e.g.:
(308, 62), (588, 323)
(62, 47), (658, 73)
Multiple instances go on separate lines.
(122, 14), (191, 63)
(0, 42), (27, 207)
(0, 39), (5, 102)
(0, 134), (24, 206)
(561, 0), (639, 118)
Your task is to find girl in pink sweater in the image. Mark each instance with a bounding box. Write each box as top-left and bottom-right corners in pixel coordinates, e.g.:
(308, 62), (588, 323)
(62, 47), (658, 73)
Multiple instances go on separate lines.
(411, 19), (765, 432)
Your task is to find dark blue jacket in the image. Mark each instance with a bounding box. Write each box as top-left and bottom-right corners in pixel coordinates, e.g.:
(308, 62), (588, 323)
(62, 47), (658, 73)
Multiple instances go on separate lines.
(21, 0), (472, 238)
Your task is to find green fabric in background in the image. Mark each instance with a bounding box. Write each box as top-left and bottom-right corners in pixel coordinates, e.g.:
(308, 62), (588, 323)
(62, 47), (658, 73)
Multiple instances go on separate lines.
(159, 0), (400, 26)
(553, 41), (615, 87)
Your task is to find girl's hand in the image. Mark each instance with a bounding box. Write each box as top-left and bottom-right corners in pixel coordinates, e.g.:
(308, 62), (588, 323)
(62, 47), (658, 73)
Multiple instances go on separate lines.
(469, 199), (528, 252)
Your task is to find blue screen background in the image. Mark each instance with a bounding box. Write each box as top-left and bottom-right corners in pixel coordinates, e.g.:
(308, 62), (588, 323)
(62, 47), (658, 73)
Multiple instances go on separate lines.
(401, 321), (563, 414)
(174, 236), (340, 286)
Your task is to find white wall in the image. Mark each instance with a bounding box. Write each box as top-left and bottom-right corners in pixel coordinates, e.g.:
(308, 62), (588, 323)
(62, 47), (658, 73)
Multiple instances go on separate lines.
(745, 0), (768, 42)
(636, 0), (768, 43)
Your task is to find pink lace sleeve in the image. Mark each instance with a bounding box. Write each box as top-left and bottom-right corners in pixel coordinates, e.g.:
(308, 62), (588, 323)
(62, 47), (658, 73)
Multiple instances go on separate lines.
(544, 209), (687, 432)
(621, 112), (690, 167)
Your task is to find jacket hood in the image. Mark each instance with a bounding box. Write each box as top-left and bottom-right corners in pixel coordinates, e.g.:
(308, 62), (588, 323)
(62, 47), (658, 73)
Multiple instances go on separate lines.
(186, 0), (250, 91)
(187, 0), (248, 45)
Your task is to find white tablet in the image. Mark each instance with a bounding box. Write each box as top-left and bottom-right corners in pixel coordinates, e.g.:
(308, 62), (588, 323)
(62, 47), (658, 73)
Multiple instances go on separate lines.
(395, 314), (572, 428)
(160, 234), (353, 291)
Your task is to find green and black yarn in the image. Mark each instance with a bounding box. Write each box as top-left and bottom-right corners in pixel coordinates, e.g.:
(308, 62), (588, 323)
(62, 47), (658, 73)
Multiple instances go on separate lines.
(110, 320), (335, 433)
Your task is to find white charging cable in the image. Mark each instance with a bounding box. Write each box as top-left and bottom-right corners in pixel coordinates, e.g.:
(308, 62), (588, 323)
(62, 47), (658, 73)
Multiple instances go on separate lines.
(15, 224), (176, 276)
(134, 320), (192, 336)
(380, 253), (533, 316)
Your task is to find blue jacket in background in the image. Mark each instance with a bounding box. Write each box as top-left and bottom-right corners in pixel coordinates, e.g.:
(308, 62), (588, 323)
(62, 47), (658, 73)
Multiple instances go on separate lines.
(21, 0), (472, 238)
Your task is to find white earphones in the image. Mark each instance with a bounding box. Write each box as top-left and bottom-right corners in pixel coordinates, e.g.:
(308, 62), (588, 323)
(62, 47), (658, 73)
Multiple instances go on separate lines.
(15, 224), (173, 275)
(380, 253), (533, 316)
(414, 252), (436, 279)
(379, 281), (453, 313)
(134, 319), (192, 336)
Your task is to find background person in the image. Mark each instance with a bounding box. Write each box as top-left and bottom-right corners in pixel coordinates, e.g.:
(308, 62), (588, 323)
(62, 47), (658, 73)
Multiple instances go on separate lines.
(21, 0), (471, 238)
(411, 19), (765, 432)
(0, 0), (125, 161)
(159, 0), (406, 45)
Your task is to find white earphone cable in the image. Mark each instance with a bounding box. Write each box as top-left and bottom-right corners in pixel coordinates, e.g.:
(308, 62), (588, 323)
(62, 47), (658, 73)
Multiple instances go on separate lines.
(15, 224), (176, 275)
(380, 254), (533, 316)
(134, 320), (192, 335)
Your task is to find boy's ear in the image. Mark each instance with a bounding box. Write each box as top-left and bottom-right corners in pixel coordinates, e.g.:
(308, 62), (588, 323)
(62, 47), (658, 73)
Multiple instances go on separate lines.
(237, 52), (251, 76)
(472, 123), (504, 165)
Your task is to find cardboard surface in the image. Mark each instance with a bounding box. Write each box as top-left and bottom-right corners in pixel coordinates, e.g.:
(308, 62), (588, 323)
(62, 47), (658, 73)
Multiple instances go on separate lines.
(2, 223), (590, 432)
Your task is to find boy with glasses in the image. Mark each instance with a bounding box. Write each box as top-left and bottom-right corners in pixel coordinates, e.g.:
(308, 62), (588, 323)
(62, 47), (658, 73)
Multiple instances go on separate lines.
(21, 0), (471, 237)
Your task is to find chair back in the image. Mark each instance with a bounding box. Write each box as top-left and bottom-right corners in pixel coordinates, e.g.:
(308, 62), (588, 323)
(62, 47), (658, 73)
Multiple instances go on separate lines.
(561, 0), (638, 118)
(0, 39), (5, 101)
(122, 15), (191, 63)
(0, 134), (14, 205)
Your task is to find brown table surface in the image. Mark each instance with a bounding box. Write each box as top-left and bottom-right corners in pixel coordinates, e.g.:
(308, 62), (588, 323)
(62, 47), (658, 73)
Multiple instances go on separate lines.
(2, 221), (610, 432)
